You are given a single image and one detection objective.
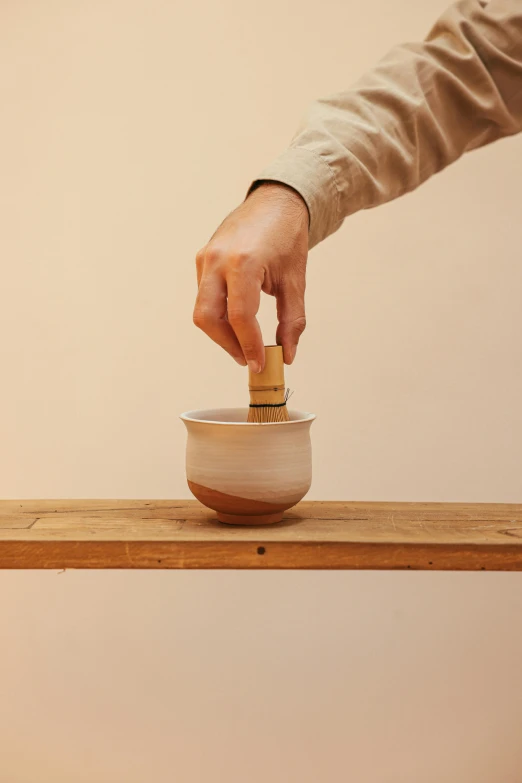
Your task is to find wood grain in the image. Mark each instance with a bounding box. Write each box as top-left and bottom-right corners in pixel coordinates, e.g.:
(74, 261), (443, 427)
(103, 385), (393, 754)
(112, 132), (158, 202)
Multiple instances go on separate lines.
(0, 500), (521, 570)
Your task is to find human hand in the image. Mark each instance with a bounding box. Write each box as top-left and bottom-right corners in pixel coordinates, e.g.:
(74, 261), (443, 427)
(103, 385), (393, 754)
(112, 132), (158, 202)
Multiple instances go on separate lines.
(193, 182), (309, 373)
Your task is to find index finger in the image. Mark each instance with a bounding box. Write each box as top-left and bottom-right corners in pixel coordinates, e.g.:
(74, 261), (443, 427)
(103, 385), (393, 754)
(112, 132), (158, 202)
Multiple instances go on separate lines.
(193, 271), (247, 366)
(226, 266), (265, 373)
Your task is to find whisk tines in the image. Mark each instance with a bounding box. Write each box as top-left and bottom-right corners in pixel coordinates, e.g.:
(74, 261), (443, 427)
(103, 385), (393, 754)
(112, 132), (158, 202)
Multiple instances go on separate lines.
(248, 388), (293, 423)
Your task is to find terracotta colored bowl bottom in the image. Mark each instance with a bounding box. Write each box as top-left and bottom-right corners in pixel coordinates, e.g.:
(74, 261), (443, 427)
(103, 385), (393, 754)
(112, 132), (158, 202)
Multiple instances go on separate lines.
(188, 480), (299, 526)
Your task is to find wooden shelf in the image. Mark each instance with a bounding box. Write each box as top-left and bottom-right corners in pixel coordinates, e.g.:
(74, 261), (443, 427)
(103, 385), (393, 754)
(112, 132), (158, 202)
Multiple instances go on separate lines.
(1, 500), (521, 570)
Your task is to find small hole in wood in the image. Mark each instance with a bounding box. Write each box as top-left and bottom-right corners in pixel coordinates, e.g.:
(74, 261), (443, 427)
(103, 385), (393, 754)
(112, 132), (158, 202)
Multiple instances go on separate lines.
(428, 561), (433, 565)
(257, 547), (266, 555)
(157, 559), (162, 564)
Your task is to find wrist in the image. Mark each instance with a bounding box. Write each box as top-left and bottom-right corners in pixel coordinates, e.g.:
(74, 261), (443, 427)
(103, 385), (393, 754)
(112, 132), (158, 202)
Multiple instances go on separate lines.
(248, 180), (310, 224)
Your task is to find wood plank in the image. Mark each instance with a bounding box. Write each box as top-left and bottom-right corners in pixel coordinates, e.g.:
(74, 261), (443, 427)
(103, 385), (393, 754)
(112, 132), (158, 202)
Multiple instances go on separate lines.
(0, 500), (521, 570)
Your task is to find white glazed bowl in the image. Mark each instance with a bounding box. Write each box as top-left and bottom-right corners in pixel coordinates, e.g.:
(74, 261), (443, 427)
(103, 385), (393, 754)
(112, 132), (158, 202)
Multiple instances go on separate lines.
(180, 408), (316, 525)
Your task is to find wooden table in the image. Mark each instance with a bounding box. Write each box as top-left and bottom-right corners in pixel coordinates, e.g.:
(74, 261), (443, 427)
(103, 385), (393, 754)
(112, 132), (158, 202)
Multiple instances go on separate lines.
(1, 500), (521, 570)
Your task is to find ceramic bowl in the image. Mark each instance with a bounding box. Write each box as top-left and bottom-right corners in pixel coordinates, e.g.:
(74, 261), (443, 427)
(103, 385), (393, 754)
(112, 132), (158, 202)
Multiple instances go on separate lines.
(180, 408), (316, 525)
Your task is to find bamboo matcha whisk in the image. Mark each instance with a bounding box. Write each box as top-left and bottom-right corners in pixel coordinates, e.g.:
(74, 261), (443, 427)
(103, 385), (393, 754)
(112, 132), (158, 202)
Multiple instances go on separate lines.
(247, 345), (292, 423)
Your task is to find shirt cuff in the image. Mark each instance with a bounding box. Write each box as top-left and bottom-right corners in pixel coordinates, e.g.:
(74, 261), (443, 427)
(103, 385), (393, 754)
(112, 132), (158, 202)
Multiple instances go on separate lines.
(248, 146), (342, 249)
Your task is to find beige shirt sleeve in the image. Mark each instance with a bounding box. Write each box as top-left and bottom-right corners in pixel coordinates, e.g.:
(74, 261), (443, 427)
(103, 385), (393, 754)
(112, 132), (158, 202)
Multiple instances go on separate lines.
(250, 0), (522, 249)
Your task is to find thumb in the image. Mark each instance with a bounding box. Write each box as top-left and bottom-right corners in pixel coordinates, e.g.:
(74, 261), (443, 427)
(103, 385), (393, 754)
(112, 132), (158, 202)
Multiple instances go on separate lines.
(275, 283), (306, 364)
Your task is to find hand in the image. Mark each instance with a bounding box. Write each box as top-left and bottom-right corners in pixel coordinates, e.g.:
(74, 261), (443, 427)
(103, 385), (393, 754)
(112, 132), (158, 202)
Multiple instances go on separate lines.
(193, 182), (309, 373)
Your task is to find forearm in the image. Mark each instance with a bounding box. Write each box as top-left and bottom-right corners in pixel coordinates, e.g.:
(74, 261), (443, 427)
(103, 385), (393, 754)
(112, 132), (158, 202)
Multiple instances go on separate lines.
(251, 0), (522, 248)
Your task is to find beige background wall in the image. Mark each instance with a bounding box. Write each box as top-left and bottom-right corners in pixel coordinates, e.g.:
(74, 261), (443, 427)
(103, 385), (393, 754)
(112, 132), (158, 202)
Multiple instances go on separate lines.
(1, 1), (522, 781)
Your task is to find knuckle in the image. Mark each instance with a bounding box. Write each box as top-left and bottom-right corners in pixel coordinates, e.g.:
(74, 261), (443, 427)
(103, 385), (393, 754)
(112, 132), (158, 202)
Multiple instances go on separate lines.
(240, 343), (258, 360)
(229, 249), (250, 266)
(227, 308), (250, 327)
(227, 250), (260, 274)
(290, 315), (307, 335)
(192, 307), (213, 330)
(204, 244), (224, 265)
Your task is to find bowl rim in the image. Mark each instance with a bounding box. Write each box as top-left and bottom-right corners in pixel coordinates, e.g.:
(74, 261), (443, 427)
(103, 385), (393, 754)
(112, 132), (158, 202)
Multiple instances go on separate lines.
(179, 407), (316, 426)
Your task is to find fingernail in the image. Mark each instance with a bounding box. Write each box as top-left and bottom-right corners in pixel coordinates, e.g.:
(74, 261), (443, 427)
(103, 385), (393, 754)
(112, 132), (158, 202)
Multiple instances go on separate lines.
(248, 360), (261, 374)
(233, 355), (247, 367)
(287, 345), (296, 364)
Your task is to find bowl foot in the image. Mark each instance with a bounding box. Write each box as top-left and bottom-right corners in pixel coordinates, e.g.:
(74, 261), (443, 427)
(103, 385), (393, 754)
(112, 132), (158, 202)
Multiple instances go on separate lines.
(217, 511), (283, 526)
